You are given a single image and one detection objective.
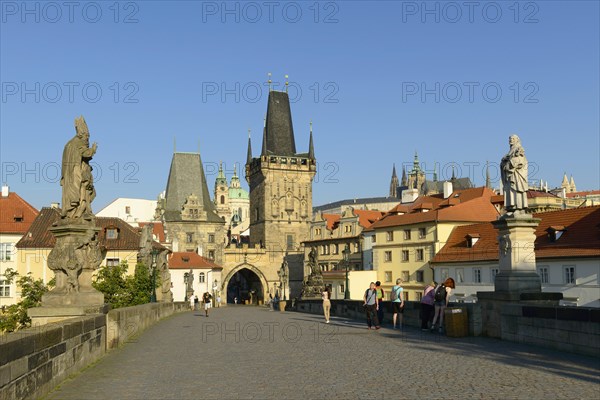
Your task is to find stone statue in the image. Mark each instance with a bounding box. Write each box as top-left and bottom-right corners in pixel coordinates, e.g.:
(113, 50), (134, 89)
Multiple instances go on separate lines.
(308, 247), (320, 275)
(137, 224), (154, 265)
(60, 116), (98, 222)
(157, 250), (173, 302)
(500, 134), (528, 215)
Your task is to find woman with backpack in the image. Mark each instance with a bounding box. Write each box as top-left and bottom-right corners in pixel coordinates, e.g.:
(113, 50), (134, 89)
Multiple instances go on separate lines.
(420, 281), (436, 331)
(430, 277), (455, 333)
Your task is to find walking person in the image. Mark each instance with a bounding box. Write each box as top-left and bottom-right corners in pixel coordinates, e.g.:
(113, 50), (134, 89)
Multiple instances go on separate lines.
(189, 293), (195, 311)
(322, 287), (331, 323)
(391, 278), (404, 330)
(420, 281), (436, 331)
(363, 282), (380, 330)
(202, 291), (212, 317)
(431, 278), (455, 333)
(193, 295), (199, 311)
(375, 281), (385, 326)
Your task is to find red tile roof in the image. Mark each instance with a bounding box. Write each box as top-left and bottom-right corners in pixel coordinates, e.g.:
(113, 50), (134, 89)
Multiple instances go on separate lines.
(432, 205), (600, 263)
(566, 190), (600, 198)
(353, 210), (385, 229)
(138, 222), (166, 243)
(0, 192), (39, 234)
(168, 252), (222, 269)
(16, 207), (167, 251)
(527, 190), (558, 198)
(370, 187), (499, 229)
(322, 213), (341, 231)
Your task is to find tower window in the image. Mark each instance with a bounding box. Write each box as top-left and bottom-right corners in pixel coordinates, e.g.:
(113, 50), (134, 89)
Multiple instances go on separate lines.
(220, 195), (225, 204)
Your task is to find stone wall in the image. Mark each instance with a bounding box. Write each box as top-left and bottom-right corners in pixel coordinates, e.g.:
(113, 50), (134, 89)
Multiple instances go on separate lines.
(294, 299), (599, 357)
(0, 315), (106, 400)
(501, 304), (600, 357)
(106, 302), (189, 349)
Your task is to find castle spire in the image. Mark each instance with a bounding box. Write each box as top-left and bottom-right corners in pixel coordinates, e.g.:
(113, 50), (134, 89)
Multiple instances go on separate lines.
(389, 164), (399, 198)
(569, 175), (576, 192)
(308, 121), (315, 160)
(485, 161), (491, 189)
(246, 129), (252, 164)
(401, 166), (407, 187)
(413, 151), (420, 172)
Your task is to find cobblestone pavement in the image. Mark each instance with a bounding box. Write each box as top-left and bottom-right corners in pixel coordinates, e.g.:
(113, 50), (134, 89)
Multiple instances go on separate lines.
(46, 306), (600, 400)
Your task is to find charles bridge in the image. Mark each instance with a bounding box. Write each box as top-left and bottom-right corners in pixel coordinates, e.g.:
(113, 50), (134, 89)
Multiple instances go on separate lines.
(1, 301), (599, 400)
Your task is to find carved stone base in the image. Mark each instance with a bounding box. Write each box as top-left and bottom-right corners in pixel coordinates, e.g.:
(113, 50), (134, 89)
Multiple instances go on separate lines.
(41, 291), (105, 307)
(302, 274), (325, 299)
(28, 304), (109, 325)
(492, 214), (542, 294)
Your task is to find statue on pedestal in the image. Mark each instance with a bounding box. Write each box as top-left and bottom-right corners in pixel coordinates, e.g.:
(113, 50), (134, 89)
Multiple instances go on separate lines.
(500, 134), (529, 216)
(301, 247), (324, 299)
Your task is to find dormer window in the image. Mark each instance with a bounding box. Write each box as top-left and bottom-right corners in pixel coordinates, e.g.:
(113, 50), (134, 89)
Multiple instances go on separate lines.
(106, 228), (119, 239)
(182, 256), (190, 262)
(13, 212), (23, 222)
(546, 226), (566, 242)
(466, 234), (480, 248)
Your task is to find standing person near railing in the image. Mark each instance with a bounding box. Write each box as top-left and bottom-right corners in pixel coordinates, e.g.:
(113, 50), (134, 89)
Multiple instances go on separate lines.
(431, 278), (455, 333)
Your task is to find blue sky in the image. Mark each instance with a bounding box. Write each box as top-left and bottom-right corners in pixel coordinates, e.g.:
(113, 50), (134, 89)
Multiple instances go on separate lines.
(1, 0), (598, 211)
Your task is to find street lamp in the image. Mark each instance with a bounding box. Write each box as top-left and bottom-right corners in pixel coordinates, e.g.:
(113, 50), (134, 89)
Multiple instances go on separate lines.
(343, 244), (350, 299)
(183, 272), (189, 302)
(150, 249), (159, 303)
(212, 279), (218, 307)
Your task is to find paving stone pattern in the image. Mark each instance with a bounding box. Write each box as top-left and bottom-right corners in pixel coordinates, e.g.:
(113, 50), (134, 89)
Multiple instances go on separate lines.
(46, 306), (600, 399)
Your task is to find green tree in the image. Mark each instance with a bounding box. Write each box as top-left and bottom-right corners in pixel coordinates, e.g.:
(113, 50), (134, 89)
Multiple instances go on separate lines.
(92, 260), (131, 309)
(0, 268), (54, 333)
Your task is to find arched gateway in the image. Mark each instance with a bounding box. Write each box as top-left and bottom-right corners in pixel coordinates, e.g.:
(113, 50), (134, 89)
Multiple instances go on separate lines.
(223, 264), (268, 305)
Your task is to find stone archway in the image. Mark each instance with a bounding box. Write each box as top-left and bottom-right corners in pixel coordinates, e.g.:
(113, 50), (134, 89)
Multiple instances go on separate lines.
(223, 264), (268, 305)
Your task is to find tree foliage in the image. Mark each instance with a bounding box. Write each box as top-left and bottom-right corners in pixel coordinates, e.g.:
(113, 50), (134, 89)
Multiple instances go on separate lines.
(92, 260), (158, 309)
(0, 268), (55, 333)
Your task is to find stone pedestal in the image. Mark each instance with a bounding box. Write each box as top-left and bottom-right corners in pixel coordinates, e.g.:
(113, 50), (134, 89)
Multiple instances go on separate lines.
(28, 222), (107, 325)
(492, 214), (541, 293)
(302, 274), (324, 299)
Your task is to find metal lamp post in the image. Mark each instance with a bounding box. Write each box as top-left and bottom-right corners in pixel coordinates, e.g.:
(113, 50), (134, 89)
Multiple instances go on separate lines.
(150, 249), (159, 303)
(183, 272), (189, 302)
(343, 244), (350, 299)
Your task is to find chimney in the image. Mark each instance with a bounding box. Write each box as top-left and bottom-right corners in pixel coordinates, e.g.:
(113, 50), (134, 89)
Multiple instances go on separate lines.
(443, 181), (453, 199)
(401, 188), (419, 203)
(1, 185), (9, 197)
(51, 202), (60, 209)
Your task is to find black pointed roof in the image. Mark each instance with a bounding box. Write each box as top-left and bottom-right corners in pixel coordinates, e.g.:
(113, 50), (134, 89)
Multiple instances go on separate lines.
(262, 91), (297, 156)
(164, 152), (222, 223)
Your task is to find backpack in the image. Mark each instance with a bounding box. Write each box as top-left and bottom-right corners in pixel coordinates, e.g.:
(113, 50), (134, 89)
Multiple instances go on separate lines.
(391, 286), (401, 301)
(434, 285), (446, 302)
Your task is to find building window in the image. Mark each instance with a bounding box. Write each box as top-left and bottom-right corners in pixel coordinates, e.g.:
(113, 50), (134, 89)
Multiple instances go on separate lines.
(372, 235), (376, 243)
(456, 268), (464, 283)
(186, 233), (194, 243)
(386, 231), (394, 241)
(125, 206), (131, 214)
(402, 270), (410, 282)
(491, 268), (499, 283)
(564, 266), (575, 284)
(106, 228), (119, 239)
(441, 268), (449, 281)
(416, 270), (424, 282)
(384, 251), (392, 262)
(332, 244), (339, 255)
(403, 291), (409, 301)
(537, 266), (549, 284)
(473, 268), (482, 283)
(315, 228), (321, 236)
(208, 234), (215, 243)
(287, 235), (294, 250)
(0, 279), (10, 297)
(416, 249), (424, 261)
(418, 227), (426, 239)
(340, 284), (345, 293)
(353, 243), (359, 253)
(401, 250), (409, 262)
(416, 292), (423, 301)
(384, 271), (392, 282)
(208, 250), (215, 260)
(0, 243), (13, 261)
(106, 258), (120, 267)
(199, 272), (205, 283)
(403, 229), (411, 240)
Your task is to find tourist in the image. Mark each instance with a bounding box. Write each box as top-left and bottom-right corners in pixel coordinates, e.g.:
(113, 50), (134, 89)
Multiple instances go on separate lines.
(391, 278), (404, 330)
(420, 281), (436, 331)
(217, 295), (221, 307)
(193, 295), (199, 311)
(363, 282), (380, 330)
(431, 278), (455, 333)
(375, 281), (385, 325)
(322, 287), (331, 323)
(189, 293), (195, 311)
(202, 291), (212, 317)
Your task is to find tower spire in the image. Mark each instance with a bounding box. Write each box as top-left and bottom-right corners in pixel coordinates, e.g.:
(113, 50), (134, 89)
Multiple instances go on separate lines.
(261, 119), (267, 157)
(485, 161), (491, 189)
(308, 121), (315, 160)
(433, 162), (438, 182)
(390, 164), (399, 198)
(285, 74), (289, 93)
(246, 129), (252, 164)
(401, 166), (407, 187)
(267, 72), (272, 92)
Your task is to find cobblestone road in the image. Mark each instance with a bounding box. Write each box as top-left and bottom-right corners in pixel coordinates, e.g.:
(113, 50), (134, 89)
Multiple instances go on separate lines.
(46, 306), (600, 399)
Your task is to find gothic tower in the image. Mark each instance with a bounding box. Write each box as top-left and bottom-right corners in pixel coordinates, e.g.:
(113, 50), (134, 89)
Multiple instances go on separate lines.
(245, 90), (316, 251)
(214, 161), (231, 221)
(389, 164), (399, 198)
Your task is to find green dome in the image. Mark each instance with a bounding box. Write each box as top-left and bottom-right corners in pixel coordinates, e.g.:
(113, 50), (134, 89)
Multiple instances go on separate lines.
(228, 187), (249, 200)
